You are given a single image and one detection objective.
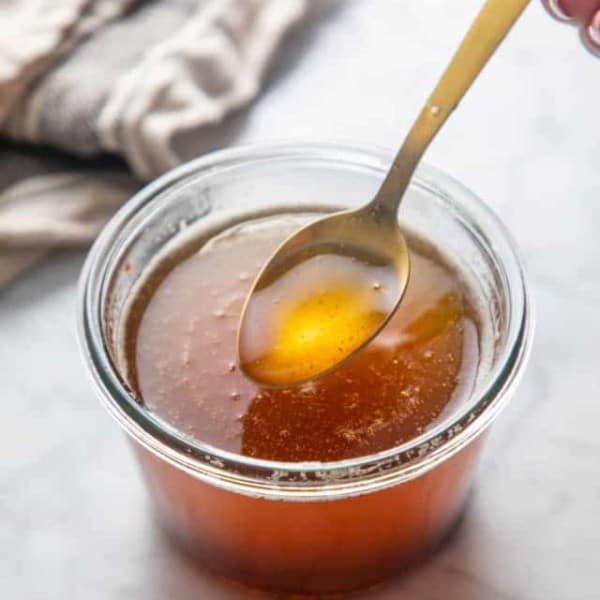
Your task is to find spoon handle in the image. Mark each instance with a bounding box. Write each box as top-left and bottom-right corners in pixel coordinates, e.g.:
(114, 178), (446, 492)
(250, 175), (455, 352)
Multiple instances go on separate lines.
(372, 0), (531, 216)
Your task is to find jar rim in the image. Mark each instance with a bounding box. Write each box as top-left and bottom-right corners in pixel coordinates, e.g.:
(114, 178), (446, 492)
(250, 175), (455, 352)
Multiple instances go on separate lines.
(78, 142), (533, 500)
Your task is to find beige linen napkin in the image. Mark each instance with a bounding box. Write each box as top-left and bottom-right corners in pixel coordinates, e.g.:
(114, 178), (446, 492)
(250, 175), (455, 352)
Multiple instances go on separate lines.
(0, 0), (307, 285)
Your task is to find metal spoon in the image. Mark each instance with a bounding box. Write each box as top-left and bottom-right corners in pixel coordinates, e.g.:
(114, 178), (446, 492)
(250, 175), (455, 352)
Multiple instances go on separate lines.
(238, 0), (531, 387)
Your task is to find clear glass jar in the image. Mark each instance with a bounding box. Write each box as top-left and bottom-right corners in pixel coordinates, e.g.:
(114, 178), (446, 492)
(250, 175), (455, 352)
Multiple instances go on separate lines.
(78, 143), (533, 594)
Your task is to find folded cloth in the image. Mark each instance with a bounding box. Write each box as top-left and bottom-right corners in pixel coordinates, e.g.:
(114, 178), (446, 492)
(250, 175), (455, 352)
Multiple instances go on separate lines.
(0, 0), (307, 286)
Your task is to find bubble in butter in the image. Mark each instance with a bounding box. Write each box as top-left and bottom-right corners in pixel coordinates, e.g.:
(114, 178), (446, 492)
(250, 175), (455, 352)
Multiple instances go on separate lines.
(238, 253), (399, 387)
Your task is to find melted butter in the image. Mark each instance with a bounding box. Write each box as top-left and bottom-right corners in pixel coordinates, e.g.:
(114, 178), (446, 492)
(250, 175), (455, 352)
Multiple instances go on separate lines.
(239, 254), (399, 386)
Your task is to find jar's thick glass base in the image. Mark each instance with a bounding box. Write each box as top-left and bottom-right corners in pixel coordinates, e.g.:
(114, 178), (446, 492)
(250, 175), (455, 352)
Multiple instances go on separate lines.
(163, 514), (464, 595)
(133, 436), (484, 595)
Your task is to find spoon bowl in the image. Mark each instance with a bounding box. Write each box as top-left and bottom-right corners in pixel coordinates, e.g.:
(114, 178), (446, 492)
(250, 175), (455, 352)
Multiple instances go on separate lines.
(237, 204), (410, 387)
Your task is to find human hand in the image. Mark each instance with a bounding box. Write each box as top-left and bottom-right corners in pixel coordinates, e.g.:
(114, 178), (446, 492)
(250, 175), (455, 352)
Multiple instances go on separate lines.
(542, 0), (600, 52)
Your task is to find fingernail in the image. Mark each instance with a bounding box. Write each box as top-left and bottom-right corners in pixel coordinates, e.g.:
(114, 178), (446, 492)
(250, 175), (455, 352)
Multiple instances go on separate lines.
(581, 11), (600, 55)
(589, 10), (600, 45)
(544, 0), (574, 22)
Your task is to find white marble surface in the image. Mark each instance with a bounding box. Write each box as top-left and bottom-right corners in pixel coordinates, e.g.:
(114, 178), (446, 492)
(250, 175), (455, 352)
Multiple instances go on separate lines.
(2, 2), (600, 599)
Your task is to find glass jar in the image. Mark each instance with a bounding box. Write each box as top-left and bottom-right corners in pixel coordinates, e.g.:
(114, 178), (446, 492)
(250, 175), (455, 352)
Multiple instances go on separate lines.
(78, 143), (533, 594)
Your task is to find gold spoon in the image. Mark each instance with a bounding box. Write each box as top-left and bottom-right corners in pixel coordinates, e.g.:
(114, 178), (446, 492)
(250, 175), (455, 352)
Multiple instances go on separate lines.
(238, 0), (531, 388)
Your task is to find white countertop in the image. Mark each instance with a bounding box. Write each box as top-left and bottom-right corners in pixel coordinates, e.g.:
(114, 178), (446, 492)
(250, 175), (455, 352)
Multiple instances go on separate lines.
(3, 2), (600, 599)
